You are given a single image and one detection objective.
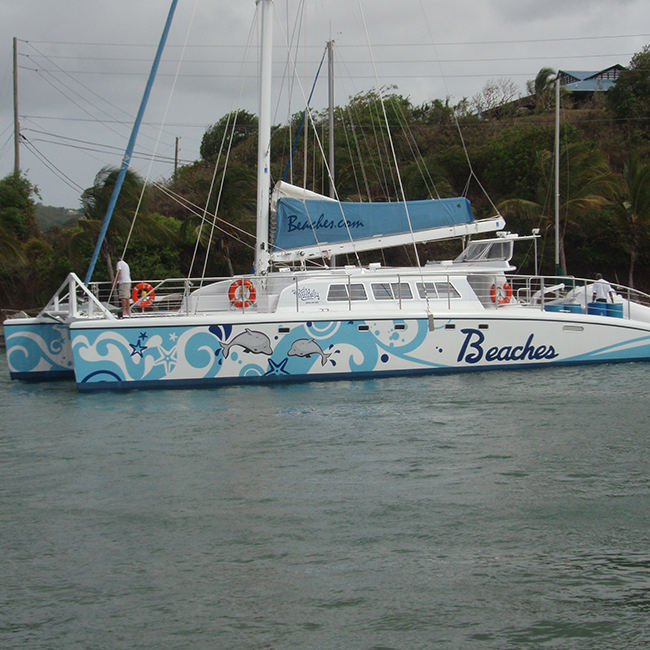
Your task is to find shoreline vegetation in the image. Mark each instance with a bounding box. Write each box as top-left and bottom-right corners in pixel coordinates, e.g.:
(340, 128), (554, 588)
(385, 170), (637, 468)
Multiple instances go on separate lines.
(4, 49), (650, 313)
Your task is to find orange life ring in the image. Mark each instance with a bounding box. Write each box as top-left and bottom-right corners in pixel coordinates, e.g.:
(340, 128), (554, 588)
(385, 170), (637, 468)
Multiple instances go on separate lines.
(132, 282), (156, 308)
(228, 279), (257, 309)
(490, 282), (512, 304)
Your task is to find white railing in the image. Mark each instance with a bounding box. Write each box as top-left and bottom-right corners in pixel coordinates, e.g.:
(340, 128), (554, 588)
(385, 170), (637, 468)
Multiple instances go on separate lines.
(44, 271), (650, 320)
(39, 273), (116, 321)
(478, 274), (650, 318)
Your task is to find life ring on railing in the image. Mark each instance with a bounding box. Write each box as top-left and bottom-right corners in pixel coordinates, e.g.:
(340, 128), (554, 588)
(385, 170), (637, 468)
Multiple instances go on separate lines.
(490, 282), (512, 304)
(132, 282), (156, 308)
(228, 279), (257, 309)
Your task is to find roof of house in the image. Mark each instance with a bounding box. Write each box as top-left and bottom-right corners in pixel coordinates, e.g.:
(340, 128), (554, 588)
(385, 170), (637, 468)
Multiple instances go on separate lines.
(559, 65), (625, 92)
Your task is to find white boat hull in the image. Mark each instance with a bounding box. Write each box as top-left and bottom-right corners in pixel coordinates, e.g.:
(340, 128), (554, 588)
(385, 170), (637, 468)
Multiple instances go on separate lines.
(69, 308), (650, 391)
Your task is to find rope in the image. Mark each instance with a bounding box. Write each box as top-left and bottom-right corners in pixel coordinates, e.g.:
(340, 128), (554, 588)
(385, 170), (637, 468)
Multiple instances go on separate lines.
(356, 0), (422, 269)
(187, 12), (259, 280)
(121, 0), (201, 260)
(273, 9), (363, 267)
(415, 0), (500, 215)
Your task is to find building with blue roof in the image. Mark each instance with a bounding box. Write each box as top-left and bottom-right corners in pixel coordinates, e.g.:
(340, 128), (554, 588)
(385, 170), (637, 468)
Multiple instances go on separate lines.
(559, 65), (625, 94)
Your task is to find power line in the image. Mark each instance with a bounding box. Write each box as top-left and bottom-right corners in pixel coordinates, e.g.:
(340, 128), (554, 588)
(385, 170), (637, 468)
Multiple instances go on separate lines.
(22, 115), (209, 130)
(21, 126), (193, 166)
(18, 33), (650, 47)
(21, 137), (85, 194)
(20, 51), (641, 67)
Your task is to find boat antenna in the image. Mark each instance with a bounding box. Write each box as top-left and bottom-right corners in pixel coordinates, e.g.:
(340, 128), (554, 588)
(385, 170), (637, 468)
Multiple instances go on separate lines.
(84, 0), (179, 285)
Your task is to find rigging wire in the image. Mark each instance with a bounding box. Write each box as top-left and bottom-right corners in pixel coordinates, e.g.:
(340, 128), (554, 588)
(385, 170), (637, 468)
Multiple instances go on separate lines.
(281, 43), (327, 183)
(355, 0), (424, 270)
(151, 180), (255, 250)
(416, 0), (500, 216)
(341, 118), (368, 200)
(391, 99), (440, 200)
(188, 5), (259, 281)
(272, 3), (363, 268)
(121, 0), (201, 262)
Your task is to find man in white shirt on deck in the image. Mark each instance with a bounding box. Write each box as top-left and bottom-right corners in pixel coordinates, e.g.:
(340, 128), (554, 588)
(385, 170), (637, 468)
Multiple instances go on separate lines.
(592, 273), (615, 304)
(114, 256), (132, 316)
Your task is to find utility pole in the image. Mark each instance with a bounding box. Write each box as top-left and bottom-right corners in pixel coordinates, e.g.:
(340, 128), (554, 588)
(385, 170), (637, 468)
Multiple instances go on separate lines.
(13, 37), (20, 176)
(174, 137), (179, 174)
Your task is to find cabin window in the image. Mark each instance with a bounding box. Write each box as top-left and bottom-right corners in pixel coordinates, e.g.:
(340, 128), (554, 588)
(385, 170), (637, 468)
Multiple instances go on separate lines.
(416, 282), (438, 299)
(417, 281), (460, 299)
(371, 283), (393, 300)
(392, 283), (412, 300)
(454, 240), (513, 263)
(486, 241), (511, 261)
(435, 282), (461, 299)
(371, 282), (413, 300)
(327, 283), (368, 302)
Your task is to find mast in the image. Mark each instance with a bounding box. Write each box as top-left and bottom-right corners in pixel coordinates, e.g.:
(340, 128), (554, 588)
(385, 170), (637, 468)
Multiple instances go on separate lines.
(84, 0), (179, 285)
(13, 37), (19, 176)
(327, 39), (336, 268)
(555, 76), (561, 274)
(327, 39), (335, 198)
(255, 0), (273, 275)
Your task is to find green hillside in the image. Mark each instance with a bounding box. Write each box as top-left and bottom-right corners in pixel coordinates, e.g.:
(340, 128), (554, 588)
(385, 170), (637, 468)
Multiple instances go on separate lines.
(35, 204), (82, 231)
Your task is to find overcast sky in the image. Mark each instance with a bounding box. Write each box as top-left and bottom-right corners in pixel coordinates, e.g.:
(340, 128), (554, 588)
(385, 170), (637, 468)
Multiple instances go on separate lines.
(1, 0), (649, 209)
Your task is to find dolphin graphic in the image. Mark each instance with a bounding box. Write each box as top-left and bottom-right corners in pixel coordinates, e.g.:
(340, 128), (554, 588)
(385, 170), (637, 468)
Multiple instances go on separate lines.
(219, 328), (273, 358)
(287, 338), (332, 366)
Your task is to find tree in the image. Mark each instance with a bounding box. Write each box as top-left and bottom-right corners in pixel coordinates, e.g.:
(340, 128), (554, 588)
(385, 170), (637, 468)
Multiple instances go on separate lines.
(608, 45), (650, 125)
(526, 67), (557, 112)
(498, 142), (620, 274)
(74, 167), (174, 281)
(180, 162), (256, 276)
(617, 155), (650, 287)
(200, 110), (258, 162)
(479, 124), (559, 201)
(0, 173), (40, 242)
(471, 78), (520, 117)
(0, 223), (24, 268)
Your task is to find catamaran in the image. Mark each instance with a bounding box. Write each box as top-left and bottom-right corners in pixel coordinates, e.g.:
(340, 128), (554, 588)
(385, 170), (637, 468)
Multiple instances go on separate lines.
(5, 0), (650, 391)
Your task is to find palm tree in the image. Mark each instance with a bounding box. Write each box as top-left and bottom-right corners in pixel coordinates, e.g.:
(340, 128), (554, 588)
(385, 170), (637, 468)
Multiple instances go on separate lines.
(617, 155), (650, 288)
(526, 67), (557, 112)
(72, 167), (174, 281)
(499, 142), (620, 274)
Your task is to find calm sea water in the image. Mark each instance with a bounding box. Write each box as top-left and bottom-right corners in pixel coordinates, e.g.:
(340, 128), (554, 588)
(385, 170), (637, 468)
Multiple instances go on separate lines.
(2, 349), (650, 649)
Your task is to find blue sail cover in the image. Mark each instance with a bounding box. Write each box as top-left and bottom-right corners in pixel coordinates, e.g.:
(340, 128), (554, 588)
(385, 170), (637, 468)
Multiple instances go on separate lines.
(273, 196), (475, 251)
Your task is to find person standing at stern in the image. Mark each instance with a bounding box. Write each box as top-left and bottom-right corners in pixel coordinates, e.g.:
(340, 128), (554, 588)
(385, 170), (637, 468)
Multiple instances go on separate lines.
(114, 256), (132, 316)
(592, 273), (616, 304)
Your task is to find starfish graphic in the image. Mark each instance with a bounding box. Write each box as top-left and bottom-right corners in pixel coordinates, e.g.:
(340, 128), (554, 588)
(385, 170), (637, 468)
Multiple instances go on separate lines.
(152, 345), (178, 374)
(265, 358), (291, 376)
(129, 339), (148, 358)
(169, 332), (178, 342)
